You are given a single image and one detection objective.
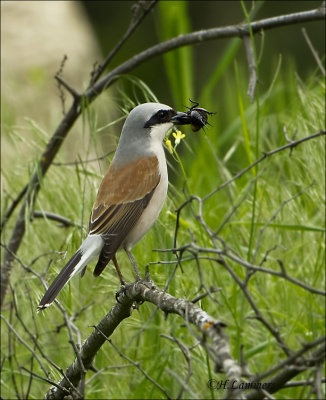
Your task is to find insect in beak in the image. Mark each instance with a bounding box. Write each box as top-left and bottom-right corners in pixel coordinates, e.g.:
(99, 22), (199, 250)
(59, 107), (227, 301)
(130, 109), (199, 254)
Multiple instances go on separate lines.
(171, 100), (215, 131)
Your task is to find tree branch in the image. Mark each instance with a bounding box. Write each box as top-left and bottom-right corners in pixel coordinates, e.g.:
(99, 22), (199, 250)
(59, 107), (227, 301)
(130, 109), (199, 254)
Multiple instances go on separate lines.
(86, 4), (325, 101)
(89, 0), (158, 86)
(44, 291), (134, 399)
(44, 280), (243, 399)
(95, 329), (172, 399)
(1, 102), (81, 307)
(203, 130), (325, 202)
(1, 4), (324, 307)
(245, 338), (326, 399)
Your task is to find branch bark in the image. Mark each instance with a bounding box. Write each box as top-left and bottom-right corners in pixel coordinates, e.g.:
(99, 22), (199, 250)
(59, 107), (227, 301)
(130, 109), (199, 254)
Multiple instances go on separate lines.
(245, 338), (326, 399)
(44, 280), (243, 399)
(1, 1), (324, 307)
(85, 4), (325, 102)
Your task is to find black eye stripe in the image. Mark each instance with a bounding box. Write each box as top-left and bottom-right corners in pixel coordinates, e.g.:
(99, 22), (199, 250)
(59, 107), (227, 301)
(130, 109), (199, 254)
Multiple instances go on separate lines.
(144, 109), (176, 128)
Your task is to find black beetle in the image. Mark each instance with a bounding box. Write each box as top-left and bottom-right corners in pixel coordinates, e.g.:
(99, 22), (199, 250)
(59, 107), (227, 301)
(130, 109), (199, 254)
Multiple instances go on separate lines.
(172, 100), (215, 131)
(186, 100), (215, 132)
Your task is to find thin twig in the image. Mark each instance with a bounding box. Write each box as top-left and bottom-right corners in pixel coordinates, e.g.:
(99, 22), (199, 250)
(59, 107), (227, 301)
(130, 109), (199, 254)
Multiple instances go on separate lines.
(243, 35), (257, 102)
(203, 130), (325, 202)
(302, 27), (326, 76)
(281, 377), (326, 388)
(55, 54), (68, 115)
(85, 363), (135, 385)
(0, 314), (49, 377)
(7, 285), (82, 396)
(89, 0), (158, 86)
(2, 4), (324, 306)
(245, 338), (326, 399)
(86, 5), (326, 102)
(165, 368), (197, 399)
(21, 367), (70, 395)
(251, 181), (315, 265)
(161, 334), (193, 399)
(255, 336), (325, 382)
(0, 185), (28, 233)
(32, 211), (76, 228)
(94, 327), (172, 400)
(54, 74), (80, 100)
(313, 360), (324, 399)
(197, 254), (325, 296)
(52, 150), (114, 166)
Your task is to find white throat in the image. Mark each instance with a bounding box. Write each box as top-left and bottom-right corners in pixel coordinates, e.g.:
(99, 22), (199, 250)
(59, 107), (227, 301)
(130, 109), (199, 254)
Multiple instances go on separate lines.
(149, 122), (173, 143)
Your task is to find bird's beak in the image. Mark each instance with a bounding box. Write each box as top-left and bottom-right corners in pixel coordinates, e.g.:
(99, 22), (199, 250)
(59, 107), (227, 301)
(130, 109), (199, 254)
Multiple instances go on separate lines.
(171, 111), (193, 126)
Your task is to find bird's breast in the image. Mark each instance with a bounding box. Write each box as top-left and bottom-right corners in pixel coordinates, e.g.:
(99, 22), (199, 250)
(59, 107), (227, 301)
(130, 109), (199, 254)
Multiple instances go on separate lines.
(124, 145), (168, 250)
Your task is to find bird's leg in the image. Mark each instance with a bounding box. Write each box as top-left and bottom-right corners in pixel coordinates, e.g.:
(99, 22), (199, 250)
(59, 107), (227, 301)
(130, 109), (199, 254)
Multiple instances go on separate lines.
(112, 256), (126, 285)
(125, 250), (142, 280)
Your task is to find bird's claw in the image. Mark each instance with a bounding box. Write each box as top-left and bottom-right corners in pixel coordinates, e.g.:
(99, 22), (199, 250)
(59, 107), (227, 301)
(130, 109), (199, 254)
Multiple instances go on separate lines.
(115, 284), (127, 303)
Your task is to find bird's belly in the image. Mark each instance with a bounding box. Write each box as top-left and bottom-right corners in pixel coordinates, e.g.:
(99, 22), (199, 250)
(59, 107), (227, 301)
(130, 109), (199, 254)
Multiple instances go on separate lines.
(124, 168), (168, 250)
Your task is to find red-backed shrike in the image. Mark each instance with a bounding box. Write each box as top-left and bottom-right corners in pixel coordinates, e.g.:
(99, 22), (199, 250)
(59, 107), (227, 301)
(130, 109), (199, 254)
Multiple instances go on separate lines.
(38, 103), (192, 311)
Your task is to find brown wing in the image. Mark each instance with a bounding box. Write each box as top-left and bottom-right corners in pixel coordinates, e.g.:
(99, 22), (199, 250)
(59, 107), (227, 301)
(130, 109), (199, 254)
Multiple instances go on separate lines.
(89, 156), (160, 275)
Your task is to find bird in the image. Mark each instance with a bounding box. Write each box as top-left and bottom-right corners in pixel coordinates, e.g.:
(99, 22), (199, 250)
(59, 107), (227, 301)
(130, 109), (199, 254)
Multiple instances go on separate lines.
(37, 102), (192, 311)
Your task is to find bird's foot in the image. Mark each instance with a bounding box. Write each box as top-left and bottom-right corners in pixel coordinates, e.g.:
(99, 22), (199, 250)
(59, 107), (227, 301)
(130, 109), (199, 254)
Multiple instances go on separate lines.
(115, 284), (127, 303)
(115, 282), (133, 303)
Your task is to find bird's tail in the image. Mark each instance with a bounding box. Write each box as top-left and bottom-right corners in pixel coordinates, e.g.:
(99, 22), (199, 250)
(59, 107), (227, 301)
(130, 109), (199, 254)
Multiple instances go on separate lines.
(37, 235), (103, 312)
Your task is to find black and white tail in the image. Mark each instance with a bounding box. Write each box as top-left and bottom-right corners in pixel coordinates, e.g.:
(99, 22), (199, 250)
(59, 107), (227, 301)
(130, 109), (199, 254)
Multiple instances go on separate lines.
(37, 235), (103, 311)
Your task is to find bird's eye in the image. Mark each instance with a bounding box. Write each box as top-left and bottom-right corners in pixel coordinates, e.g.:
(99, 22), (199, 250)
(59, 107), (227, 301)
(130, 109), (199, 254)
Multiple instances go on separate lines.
(157, 110), (166, 120)
(144, 109), (172, 128)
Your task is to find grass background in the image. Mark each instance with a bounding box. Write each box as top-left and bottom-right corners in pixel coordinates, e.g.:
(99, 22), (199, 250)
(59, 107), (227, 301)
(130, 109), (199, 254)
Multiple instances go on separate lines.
(1, 1), (325, 399)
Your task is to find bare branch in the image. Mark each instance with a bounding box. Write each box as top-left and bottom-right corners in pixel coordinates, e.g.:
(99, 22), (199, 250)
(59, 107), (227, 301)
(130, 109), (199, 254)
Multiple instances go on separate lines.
(1, 185), (28, 234)
(282, 377), (326, 388)
(0, 314), (49, 377)
(86, 5), (325, 102)
(203, 130), (325, 202)
(54, 74), (81, 100)
(6, 284), (83, 397)
(32, 211), (77, 228)
(198, 253), (325, 297)
(313, 360), (324, 399)
(214, 256), (292, 357)
(85, 363), (135, 386)
(245, 337), (326, 399)
(89, 0), (158, 85)
(2, 3), (324, 306)
(44, 280), (243, 399)
(251, 181), (315, 265)
(302, 27), (326, 76)
(44, 292), (134, 399)
(54, 54), (68, 114)
(52, 150), (114, 166)
(161, 334), (193, 399)
(94, 329), (172, 399)
(21, 367), (70, 396)
(165, 367), (197, 399)
(1, 103), (81, 307)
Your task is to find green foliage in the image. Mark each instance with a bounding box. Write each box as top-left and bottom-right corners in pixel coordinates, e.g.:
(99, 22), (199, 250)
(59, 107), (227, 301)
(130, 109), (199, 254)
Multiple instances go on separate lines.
(157, 1), (193, 106)
(1, 5), (325, 400)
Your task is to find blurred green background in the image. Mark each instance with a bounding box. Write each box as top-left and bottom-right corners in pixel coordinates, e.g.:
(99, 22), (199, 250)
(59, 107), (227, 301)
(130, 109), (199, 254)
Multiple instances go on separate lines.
(82, 0), (323, 102)
(1, 1), (325, 399)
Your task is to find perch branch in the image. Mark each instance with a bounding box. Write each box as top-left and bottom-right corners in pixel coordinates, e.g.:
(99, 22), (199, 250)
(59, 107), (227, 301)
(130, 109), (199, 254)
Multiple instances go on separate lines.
(44, 280), (242, 399)
(2, 1), (324, 308)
